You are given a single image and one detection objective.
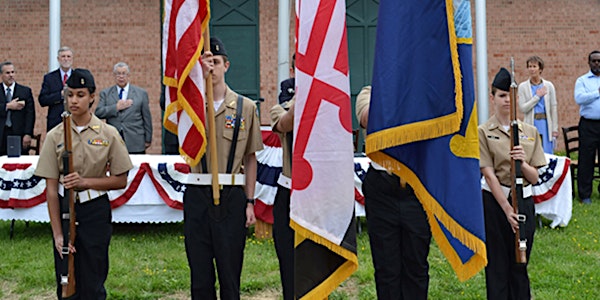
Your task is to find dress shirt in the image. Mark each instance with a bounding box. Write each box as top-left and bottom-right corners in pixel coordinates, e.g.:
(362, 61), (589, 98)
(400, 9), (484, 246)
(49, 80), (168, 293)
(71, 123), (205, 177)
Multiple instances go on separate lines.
(60, 69), (71, 86)
(118, 84), (129, 100)
(574, 71), (600, 119)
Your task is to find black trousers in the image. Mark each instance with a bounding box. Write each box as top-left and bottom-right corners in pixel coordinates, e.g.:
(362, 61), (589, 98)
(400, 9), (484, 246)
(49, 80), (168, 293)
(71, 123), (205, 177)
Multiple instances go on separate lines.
(577, 117), (600, 199)
(273, 185), (294, 300)
(483, 190), (535, 300)
(53, 194), (112, 300)
(362, 167), (431, 300)
(183, 185), (247, 300)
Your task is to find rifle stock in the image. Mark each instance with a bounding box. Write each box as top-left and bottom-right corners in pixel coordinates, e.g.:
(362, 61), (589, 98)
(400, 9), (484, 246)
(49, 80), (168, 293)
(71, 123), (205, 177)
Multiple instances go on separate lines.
(60, 112), (77, 298)
(509, 58), (527, 264)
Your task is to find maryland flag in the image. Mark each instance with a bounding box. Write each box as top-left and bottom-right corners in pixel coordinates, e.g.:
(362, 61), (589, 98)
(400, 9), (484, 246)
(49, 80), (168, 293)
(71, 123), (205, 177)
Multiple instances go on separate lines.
(162, 0), (209, 166)
(367, 0), (487, 281)
(291, 0), (358, 298)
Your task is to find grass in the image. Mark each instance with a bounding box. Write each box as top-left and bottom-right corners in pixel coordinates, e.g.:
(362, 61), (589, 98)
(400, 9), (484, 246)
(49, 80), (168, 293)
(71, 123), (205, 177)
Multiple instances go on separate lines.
(1, 190), (600, 299)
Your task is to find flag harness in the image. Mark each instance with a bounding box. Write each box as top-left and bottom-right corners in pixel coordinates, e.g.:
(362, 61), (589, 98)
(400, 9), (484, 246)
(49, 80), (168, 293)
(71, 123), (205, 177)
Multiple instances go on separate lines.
(201, 95), (244, 221)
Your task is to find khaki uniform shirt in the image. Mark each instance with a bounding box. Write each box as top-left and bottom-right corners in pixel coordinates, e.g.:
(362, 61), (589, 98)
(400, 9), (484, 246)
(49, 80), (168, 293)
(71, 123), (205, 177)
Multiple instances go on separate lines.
(34, 114), (133, 179)
(478, 115), (547, 186)
(270, 99), (294, 177)
(190, 85), (263, 174)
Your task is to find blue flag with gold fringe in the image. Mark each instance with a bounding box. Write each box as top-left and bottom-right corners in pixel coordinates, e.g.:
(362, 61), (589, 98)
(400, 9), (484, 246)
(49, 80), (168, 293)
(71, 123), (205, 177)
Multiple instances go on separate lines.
(366, 0), (486, 281)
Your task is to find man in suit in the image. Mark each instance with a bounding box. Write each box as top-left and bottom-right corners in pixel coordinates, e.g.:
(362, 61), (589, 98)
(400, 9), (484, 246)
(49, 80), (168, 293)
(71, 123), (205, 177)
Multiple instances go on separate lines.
(0, 61), (35, 156)
(96, 62), (152, 154)
(39, 46), (74, 132)
(159, 84), (179, 154)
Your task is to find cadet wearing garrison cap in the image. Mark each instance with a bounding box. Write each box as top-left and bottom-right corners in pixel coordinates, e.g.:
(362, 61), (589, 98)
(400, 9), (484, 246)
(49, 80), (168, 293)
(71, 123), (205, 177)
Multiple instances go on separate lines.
(183, 37), (263, 299)
(478, 68), (546, 300)
(35, 68), (132, 299)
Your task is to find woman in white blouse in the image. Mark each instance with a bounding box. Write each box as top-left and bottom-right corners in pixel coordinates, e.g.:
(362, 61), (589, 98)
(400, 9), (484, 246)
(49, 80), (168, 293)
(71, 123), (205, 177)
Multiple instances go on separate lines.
(517, 56), (558, 153)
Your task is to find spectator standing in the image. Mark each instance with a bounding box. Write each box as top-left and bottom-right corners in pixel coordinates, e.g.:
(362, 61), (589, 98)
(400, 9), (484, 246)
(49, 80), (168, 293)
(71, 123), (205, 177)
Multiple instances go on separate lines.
(96, 62), (153, 154)
(0, 61), (35, 155)
(573, 50), (600, 204)
(518, 56), (558, 153)
(159, 84), (179, 154)
(39, 46), (74, 132)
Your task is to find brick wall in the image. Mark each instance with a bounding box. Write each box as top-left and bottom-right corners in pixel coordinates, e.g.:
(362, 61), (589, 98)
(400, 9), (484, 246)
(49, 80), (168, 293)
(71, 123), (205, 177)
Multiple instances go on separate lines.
(479, 0), (600, 150)
(1, 0), (164, 153)
(1, 0), (599, 153)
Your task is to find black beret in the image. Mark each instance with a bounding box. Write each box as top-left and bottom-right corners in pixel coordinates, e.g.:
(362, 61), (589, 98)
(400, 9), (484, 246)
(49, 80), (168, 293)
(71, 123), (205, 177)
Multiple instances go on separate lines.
(66, 68), (95, 89)
(210, 37), (228, 57)
(492, 67), (511, 92)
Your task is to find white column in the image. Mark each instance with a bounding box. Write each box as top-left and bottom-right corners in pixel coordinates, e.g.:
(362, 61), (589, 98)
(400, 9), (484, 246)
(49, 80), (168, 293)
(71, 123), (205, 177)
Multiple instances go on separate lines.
(475, 0), (488, 123)
(278, 0), (291, 85)
(48, 0), (61, 71)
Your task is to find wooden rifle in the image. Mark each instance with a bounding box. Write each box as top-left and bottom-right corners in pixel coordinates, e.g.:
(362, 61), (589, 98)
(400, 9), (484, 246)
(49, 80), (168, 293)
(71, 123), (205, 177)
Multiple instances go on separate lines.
(60, 111), (77, 297)
(509, 57), (527, 264)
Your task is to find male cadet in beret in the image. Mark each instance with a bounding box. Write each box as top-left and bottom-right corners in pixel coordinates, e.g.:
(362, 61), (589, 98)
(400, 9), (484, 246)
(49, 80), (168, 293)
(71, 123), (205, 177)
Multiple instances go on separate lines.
(355, 85), (432, 299)
(183, 37), (263, 299)
(34, 69), (133, 299)
(479, 68), (546, 300)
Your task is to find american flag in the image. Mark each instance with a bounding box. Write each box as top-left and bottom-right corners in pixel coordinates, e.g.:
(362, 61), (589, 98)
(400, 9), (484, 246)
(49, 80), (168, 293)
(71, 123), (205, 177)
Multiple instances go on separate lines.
(291, 0), (358, 298)
(162, 0), (209, 166)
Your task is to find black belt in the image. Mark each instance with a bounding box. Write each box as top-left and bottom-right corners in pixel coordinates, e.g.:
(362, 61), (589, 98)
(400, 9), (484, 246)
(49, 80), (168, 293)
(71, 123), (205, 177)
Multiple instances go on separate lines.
(581, 117), (600, 122)
(369, 167), (412, 191)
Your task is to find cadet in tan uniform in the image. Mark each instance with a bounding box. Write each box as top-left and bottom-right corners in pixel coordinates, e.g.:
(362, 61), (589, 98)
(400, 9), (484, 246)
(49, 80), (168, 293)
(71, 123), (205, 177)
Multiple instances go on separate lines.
(479, 68), (546, 300)
(34, 68), (133, 299)
(184, 37), (263, 299)
(270, 98), (294, 299)
(356, 85), (431, 299)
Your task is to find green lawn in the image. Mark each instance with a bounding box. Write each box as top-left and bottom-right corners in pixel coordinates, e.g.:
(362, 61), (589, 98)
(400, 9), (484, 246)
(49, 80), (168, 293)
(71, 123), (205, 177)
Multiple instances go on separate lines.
(1, 194), (599, 299)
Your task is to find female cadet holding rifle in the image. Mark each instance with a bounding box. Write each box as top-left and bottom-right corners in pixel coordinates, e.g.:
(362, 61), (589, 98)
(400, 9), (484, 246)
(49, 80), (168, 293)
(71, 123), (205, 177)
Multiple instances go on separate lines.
(34, 69), (132, 299)
(478, 68), (546, 300)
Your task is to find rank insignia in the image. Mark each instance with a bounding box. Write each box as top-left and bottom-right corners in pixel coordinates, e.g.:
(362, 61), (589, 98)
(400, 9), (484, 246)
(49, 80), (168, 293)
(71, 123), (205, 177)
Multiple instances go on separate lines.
(88, 139), (109, 146)
(225, 115), (246, 130)
(91, 125), (101, 130)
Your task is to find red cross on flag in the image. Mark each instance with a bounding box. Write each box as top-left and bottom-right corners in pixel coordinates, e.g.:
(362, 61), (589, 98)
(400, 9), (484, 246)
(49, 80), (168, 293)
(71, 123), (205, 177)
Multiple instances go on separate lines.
(291, 0), (358, 298)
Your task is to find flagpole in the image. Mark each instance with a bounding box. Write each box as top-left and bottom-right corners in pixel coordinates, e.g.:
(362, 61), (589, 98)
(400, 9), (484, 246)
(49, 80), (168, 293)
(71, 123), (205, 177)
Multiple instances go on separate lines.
(203, 28), (221, 205)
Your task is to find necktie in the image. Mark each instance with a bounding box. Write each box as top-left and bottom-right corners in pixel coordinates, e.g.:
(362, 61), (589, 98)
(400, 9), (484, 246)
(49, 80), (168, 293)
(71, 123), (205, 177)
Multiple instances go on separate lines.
(5, 88), (12, 127)
(119, 88), (124, 100)
(63, 73), (68, 85)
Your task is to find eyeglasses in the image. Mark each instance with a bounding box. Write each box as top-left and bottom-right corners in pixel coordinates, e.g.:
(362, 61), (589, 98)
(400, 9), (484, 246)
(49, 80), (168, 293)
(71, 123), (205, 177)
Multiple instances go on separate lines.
(114, 72), (129, 77)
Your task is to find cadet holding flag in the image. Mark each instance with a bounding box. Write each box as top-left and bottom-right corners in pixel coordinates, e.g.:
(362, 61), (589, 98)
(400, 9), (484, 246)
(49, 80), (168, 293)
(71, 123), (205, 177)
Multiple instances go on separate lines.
(183, 37), (263, 299)
(356, 85), (431, 299)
